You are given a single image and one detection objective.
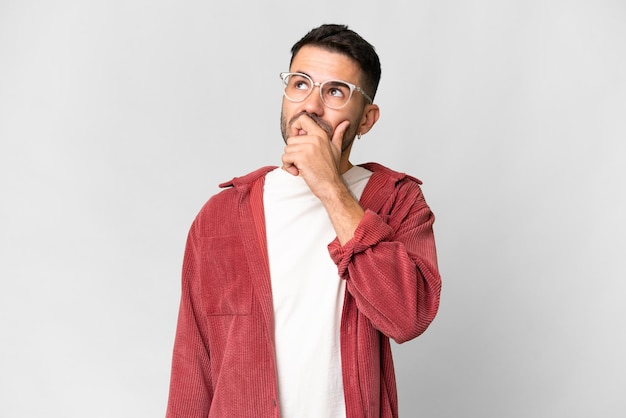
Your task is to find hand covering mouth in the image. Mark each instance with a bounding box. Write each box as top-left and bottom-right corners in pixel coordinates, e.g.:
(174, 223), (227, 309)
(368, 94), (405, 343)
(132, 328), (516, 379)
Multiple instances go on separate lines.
(289, 112), (333, 139)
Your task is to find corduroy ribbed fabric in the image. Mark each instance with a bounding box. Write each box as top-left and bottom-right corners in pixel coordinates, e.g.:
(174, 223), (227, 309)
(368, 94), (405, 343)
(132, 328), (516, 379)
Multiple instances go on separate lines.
(166, 162), (442, 418)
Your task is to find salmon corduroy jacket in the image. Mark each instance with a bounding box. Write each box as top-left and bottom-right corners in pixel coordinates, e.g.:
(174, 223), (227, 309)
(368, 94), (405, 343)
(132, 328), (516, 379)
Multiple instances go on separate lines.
(166, 162), (442, 418)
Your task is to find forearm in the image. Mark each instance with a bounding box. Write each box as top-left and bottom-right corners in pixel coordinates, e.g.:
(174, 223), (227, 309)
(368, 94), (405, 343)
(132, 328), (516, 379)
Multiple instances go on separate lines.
(329, 207), (441, 343)
(319, 181), (365, 246)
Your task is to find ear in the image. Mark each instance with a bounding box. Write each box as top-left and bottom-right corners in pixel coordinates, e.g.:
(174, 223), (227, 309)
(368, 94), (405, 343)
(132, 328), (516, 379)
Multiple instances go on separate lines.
(357, 104), (380, 136)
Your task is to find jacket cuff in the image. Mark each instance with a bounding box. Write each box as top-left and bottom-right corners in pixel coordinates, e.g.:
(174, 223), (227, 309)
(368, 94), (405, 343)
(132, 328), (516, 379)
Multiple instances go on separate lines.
(328, 209), (394, 278)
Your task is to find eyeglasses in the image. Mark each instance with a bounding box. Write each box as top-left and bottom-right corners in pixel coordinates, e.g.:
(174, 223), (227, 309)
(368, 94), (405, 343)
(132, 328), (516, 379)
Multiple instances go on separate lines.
(280, 72), (373, 109)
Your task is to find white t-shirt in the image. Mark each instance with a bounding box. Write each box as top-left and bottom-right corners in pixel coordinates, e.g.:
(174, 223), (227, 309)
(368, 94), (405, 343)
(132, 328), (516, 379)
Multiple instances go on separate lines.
(263, 165), (373, 418)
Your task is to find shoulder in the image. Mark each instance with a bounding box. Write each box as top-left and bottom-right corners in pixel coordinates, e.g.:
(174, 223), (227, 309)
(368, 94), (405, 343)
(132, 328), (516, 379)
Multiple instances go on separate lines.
(358, 162), (430, 213)
(359, 162), (423, 185)
(196, 165), (277, 219)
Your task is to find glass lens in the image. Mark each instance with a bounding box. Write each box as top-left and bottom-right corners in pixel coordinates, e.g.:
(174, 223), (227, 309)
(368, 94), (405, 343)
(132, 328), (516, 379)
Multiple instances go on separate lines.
(284, 74), (312, 102)
(282, 73), (354, 109)
(320, 81), (352, 108)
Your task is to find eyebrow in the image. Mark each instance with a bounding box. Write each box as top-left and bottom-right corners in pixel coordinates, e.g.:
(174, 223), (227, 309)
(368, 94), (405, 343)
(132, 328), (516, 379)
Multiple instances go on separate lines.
(293, 70), (352, 85)
(294, 70), (313, 79)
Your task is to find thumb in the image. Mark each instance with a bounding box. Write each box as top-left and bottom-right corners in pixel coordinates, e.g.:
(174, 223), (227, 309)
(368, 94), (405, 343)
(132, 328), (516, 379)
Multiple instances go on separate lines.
(332, 120), (351, 150)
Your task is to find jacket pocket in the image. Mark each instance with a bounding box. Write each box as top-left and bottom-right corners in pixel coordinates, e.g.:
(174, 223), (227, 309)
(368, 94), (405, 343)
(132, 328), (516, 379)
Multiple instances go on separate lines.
(199, 236), (252, 315)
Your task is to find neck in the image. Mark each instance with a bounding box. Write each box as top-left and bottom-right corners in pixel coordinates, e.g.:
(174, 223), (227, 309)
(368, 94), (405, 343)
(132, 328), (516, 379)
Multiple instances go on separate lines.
(340, 160), (354, 174)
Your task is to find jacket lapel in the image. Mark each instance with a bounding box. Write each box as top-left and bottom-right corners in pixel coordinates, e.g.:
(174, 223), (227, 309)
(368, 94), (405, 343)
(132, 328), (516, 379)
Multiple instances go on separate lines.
(237, 174), (276, 348)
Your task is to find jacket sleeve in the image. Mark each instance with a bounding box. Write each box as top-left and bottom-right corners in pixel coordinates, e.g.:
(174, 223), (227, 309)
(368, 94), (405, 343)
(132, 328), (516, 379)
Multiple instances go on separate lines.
(328, 179), (441, 344)
(166, 224), (213, 417)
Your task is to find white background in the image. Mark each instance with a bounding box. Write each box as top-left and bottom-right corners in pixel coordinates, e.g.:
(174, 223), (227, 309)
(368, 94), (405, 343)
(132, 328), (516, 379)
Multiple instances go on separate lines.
(1, 0), (624, 417)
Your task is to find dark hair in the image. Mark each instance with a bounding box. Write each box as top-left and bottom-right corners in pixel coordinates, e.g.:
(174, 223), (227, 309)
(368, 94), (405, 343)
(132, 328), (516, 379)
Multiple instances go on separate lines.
(290, 24), (381, 101)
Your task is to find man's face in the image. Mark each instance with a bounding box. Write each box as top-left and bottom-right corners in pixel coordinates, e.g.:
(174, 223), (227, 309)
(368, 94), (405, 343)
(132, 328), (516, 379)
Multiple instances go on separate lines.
(280, 45), (368, 152)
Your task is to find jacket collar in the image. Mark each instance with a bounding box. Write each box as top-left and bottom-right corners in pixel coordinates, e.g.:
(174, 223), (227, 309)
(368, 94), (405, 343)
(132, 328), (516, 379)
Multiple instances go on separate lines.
(218, 162), (421, 191)
(218, 166), (278, 190)
(359, 162), (422, 185)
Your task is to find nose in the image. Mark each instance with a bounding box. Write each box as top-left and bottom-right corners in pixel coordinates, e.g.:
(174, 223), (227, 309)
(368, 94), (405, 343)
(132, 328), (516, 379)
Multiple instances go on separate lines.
(299, 83), (325, 116)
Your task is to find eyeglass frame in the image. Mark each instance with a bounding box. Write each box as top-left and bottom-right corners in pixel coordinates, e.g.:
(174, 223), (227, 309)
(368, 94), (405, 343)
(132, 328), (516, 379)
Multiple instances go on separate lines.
(279, 72), (373, 109)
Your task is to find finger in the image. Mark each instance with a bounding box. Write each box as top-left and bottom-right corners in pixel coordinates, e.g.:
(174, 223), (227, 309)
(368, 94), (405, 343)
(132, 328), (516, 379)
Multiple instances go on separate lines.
(282, 163), (300, 176)
(331, 120), (351, 150)
(281, 148), (301, 176)
(291, 113), (330, 140)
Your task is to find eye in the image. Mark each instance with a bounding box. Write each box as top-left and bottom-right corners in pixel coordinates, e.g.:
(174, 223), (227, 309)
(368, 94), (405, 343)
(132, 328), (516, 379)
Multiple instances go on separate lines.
(288, 75), (311, 91)
(294, 80), (309, 90)
(324, 82), (349, 99)
(328, 87), (344, 98)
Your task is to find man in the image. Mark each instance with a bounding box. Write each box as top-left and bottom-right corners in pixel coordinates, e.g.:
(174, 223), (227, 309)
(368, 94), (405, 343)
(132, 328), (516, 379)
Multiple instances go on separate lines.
(166, 24), (441, 418)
